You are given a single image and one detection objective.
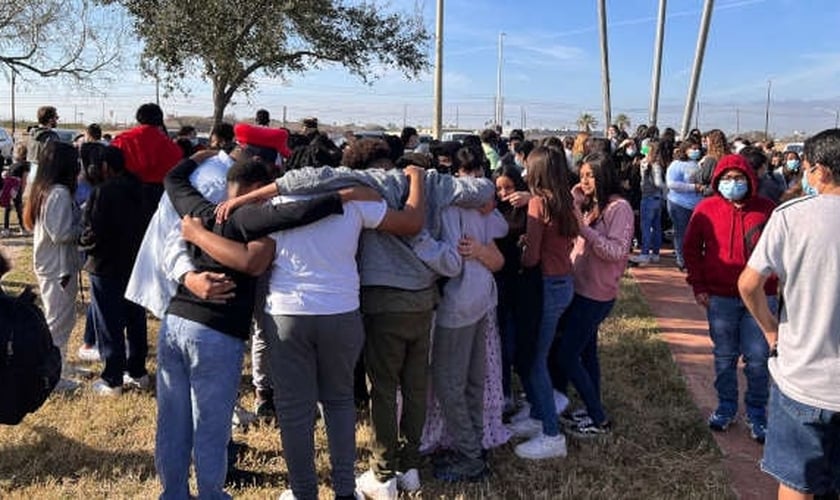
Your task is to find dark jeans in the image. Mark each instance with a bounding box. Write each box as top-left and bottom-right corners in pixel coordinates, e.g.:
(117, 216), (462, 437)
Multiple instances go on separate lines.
(89, 273), (148, 387)
(640, 195), (663, 256)
(83, 305), (97, 347)
(553, 294), (616, 426)
(667, 201), (694, 268)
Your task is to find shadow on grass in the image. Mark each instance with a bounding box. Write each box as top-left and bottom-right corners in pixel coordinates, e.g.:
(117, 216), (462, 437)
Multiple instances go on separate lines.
(0, 425), (155, 488)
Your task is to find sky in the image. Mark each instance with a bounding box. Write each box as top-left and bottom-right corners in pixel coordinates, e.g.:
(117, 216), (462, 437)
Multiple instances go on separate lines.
(4, 0), (840, 136)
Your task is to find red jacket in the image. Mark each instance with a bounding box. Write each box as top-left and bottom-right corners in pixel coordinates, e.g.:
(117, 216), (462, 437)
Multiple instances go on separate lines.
(111, 125), (183, 184)
(684, 154), (778, 297)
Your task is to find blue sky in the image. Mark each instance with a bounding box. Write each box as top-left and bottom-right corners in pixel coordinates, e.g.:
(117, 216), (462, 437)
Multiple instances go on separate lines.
(6, 0), (840, 136)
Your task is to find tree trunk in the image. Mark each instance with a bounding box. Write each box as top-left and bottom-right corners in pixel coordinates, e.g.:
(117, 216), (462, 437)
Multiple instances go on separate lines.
(212, 84), (229, 125)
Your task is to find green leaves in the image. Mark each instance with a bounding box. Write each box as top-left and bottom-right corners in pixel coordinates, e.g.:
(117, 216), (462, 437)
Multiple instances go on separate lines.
(105, 0), (430, 122)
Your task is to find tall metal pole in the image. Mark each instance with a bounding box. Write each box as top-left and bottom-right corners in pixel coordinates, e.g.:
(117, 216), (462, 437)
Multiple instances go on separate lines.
(649, 0), (667, 127)
(764, 80), (772, 140)
(597, 0), (612, 132)
(10, 68), (16, 139)
(680, 0), (715, 140)
(432, 0), (444, 139)
(495, 32), (505, 127)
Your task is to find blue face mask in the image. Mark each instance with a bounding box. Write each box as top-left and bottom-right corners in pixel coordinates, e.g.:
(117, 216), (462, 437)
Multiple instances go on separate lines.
(688, 149), (701, 161)
(718, 179), (749, 201)
(626, 148), (636, 157)
(785, 159), (801, 172)
(802, 174), (818, 196)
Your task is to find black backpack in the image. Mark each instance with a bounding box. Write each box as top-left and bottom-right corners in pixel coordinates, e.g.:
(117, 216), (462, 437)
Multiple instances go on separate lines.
(0, 286), (62, 425)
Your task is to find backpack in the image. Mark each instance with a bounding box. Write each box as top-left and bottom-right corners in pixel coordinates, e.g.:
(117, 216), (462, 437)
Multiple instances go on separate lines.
(0, 286), (62, 425)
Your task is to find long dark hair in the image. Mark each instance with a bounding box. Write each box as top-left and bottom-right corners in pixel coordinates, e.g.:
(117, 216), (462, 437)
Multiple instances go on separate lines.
(581, 152), (623, 213)
(23, 141), (79, 231)
(526, 146), (579, 237)
(492, 164), (527, 215)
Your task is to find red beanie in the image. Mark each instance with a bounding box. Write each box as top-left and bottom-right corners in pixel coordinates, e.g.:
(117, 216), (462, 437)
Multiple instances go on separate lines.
(234, 123), (292, 158)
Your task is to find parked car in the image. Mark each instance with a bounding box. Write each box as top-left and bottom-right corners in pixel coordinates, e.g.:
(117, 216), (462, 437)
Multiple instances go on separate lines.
(0, 129), (13, 164)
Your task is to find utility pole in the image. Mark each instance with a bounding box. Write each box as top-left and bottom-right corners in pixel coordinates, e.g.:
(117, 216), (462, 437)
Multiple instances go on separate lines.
(10, 67), (16, 138)
(680, 0), (715, 139)
(695, 100), (700, 130)
(764, 79), (772, 140)
(432, 0), (444, 139)
(282, 105), (287, 127)
(649, 0), (667, 127)
(597, 0), (612, 131)
(455, 105), (459, 128)
(495, 32), (506, 127)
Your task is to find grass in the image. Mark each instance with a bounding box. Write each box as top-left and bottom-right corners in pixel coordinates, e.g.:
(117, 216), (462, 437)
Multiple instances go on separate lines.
(0, 238), (733, 499)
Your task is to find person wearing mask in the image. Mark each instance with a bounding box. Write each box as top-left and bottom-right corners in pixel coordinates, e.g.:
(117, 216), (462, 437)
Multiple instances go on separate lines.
(630, 139), (666, 265)
(738, 128), (840, 500)
(553, 152), (633, 437)
(778, 151), (803, 189)
(683, 154), (777, 443)
(666, 139), (704, 271)
(740, 146), (786, 205)
(698, 130), (728, 196)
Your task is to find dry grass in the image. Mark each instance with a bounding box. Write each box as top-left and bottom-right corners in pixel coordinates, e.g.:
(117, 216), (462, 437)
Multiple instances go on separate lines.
(0, 238), (733, 499)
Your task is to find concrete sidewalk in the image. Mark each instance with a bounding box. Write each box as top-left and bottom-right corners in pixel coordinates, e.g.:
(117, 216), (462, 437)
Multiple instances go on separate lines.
(629, 255), (777, 500)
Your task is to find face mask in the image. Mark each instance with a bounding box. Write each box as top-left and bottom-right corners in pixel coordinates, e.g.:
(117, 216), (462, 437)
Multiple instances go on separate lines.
(785, 160), (800, 172)
(718, 179), (749, 201)
(688, 149), (701, 161)
(626, 148), (636, 157)
(515, 158), (525, 169)
(802, 174), (818, 196)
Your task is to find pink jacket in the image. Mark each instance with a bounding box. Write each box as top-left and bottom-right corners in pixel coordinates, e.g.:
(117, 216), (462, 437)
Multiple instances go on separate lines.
(571, 196), (634, 301)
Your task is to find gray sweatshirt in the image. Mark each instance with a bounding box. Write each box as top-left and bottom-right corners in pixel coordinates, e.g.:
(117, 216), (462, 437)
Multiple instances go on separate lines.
(640, 160), (665, 197)
(275, 167), (495, 291)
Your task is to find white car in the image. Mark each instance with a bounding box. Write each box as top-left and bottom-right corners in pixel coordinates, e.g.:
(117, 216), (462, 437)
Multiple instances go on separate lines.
(0, 128), (13, 164)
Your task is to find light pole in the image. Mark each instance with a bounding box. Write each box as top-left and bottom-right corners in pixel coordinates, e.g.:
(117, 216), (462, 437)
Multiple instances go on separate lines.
(432, 0), (444, 139)
(9, 66), (17, 139)
(597, 0), (612, 131)
(680, 0), (715, 139)
(764, 79), (772, 140)
(649, 0), (667, 127)
(495, 32), (506, 128)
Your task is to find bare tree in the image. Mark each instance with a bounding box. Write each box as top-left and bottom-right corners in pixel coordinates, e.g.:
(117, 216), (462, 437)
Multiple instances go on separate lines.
(0, 1), (123, 81)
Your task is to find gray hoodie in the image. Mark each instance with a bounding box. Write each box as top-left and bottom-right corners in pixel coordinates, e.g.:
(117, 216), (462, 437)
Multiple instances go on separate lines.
(275, 167), (495, 291)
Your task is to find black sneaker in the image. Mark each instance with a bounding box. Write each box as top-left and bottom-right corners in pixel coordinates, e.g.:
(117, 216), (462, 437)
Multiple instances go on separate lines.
(559, 408), (591, 429)
(568, 419), (612, 439)
(254, 389), (275, 419)
(433, 453), (489, 483)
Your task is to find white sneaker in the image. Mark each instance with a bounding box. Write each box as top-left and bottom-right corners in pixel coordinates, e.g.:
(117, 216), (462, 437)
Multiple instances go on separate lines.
(507, 417), (542, 439)
(509, 401), (532, 423)
(396, 468), (420, 492)
(356, 469), (397, 500)
(629, 254), (651, 266)
(514, 432), (568, 460)
(77, 344), (101, 362)
(278, 489), (296, 500)
(53, 378), (80, 394)
(122, 373), (151, 391)
(650, 254), (661, 263)
(92, 379), (122, 397)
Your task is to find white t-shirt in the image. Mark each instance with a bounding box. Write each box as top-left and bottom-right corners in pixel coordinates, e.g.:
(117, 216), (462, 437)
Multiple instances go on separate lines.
(746, 194), (840, 411)
(265, 198), (387, 316)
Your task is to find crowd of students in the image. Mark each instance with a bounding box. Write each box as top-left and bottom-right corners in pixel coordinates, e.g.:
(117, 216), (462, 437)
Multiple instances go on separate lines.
(0, 103), (837, 500)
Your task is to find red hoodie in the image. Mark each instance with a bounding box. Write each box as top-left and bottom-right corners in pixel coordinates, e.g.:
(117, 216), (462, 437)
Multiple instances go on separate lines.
(111, 125), (183, 184)
(684, 154), (777, 297)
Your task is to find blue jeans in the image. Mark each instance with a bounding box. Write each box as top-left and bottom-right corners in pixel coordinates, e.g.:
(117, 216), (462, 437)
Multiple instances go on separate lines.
(707, 295), (777, 423)
(667, 200), (693, 267)
(524, 275), (573, 436)
(155, 315), (245, 500)
(762, 383), (840, 495)
(640, 195), (663, 256)
(554, 294), (616, 426)
(89, 273), (147, 387)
